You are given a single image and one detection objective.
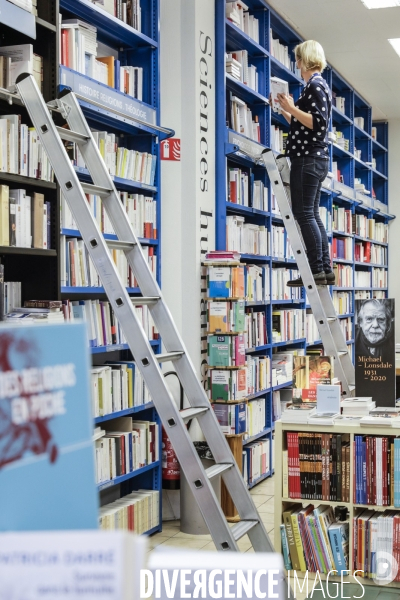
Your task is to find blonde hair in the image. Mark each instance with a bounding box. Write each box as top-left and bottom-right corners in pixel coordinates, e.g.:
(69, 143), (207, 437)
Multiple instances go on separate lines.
(294, 40), (327, 72)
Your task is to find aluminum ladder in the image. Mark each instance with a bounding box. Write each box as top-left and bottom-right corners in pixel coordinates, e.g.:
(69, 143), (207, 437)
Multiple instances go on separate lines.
(261, 149), (355, 396)
(16, 73), (275, 554)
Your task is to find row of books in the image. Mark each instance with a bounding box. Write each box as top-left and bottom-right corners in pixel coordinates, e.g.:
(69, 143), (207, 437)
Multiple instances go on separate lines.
(206, 265), (246, 299)
(208, 334), (246, 367)
(63, 299), (157, 348)
(69, 133), (156, 185)
(305, 312), (320, 345)
(0, 114), (53, 181)
(332, 204), (352, 233)
(99, 490), (159, 536)
(207, 357), (272, 403)
(339, 316), (353, 341)
(353, 510), (400, 580)
(227, 167), (268, 211)
(225, 1), (260, 45)
(272, 309), (305, 343)
(271, 225), (295, 260)
(246, 398), (268, 439)
(95, 417), (159, 484)
(61, 192), (157, 240)
(332, 129), (349, 152)
(0, 44), (42, 91)
(60, 235), (157, 287)
(281, 505), (349, 574)
(226, 51), (258, 93)
(333, 263), (353, 287)
(332, 236), (353, 260)
(92, 0), (142, 31)
(333, 93), (346, 114)
(319, 206), (332, 232)
(355, 241), (387, 265)
(332, 290), (352, 315)
(91, 361), (151, 418)
(355, 268), (387, 289)
(355, 290), (386, 300)
(208, 300), (245, 334)
(284, 432), (351, 502)
(354, 436), (400, 507)
(60, 19), (143, 100)
(353, 215), (388, 243)
(246, 308), (267, 349)
(244, 437), (270, 485)
(271, 268), (302, 301)
(270, 126), (287, 155)
(0, 187), (51, 249)
(226, 215), (269, 255)
(229, 95), (260, 142)
(212, 402), (247, 435)
(269, 33), (301, 76)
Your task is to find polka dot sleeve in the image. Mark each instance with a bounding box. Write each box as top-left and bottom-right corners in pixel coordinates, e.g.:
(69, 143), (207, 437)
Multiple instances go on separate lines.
(308, 80), (329, 135)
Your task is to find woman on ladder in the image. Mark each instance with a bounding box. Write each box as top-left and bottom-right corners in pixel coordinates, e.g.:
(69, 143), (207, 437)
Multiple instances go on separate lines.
(277, 40), (334, 287)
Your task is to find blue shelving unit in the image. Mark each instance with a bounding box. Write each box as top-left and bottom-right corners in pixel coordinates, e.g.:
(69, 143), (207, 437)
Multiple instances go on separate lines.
(58, 0), (168, 534)
(215, 0), (394, 489)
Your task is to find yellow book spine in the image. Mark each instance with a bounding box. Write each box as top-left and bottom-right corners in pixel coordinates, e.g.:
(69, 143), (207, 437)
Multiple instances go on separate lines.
(290, 513), (307, 572)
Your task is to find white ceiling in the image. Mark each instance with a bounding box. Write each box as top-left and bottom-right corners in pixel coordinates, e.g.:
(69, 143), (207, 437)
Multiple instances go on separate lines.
(266, 0), (400, 120)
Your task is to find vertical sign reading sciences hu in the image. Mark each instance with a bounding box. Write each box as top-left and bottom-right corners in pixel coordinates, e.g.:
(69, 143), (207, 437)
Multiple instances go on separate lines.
(355, 298), (396, 407)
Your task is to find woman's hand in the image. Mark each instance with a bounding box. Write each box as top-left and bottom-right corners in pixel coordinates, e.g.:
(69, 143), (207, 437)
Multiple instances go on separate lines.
(277, 93), (295, 114)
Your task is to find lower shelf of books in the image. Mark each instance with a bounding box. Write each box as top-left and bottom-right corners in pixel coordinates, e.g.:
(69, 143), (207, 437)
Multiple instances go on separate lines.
(274, 420), (400, 588)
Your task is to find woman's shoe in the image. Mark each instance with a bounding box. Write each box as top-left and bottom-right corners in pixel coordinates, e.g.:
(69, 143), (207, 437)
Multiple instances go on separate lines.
(325, 271), (336, 285)
(287, 271), (328, 287)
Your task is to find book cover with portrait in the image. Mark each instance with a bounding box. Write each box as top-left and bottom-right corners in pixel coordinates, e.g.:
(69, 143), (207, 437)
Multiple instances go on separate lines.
(355, 298), (395, 407)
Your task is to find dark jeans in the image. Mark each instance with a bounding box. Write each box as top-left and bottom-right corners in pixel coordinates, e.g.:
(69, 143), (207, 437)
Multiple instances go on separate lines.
(290, 156), (331, 274)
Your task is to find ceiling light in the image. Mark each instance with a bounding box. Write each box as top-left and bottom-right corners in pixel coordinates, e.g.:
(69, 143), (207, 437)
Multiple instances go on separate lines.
(389, 38), (400, 56)
(361, 0), (400, 7)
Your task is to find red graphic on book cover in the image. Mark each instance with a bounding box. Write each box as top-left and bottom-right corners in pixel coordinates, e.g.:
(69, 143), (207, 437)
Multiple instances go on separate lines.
(160, 138), (181, 161)
(0, 332), (58, 470)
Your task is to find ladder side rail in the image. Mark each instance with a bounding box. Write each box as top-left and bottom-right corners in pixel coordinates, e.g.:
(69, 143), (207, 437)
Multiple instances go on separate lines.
(16, 74), (242, 552)
(262, 151), (353, 393)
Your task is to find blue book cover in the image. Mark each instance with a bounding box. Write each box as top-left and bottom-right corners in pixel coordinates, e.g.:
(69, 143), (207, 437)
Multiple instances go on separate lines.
(208, 266), (231, 298)
(395, 438), (400, 508)
(235, 402), (247, 434)
(362, 440), (367, 504)
(114, 58), (120, 90)
(0, 322), (98, 531)
(150, 155), (157, 186)
(328, 522), (349, 574)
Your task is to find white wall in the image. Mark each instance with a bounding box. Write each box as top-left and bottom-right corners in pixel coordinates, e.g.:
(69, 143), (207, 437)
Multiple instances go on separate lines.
(388, 119), (400, 342)
(159, 0), (216, 523)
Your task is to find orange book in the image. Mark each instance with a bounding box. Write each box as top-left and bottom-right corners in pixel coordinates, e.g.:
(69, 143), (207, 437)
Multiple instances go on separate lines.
(97, 56), (115, 88)
(231, 266), (245, 298)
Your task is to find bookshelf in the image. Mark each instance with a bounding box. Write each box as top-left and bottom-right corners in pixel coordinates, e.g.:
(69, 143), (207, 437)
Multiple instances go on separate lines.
(0, 0), (60, 302)
(56, 0), (166, 534)
(274, 420), (400, 589)
(215, 0), (394, 490)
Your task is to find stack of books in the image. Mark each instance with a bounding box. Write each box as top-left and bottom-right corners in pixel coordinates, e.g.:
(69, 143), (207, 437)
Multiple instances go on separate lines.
(229, 95), (260, 142)
(341, 397), (375, 417)
(6, 302), (64, 324)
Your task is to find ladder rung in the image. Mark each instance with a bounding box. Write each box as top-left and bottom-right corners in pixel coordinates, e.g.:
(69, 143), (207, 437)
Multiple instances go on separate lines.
(105, 239), (136, 251)
(206, 463), (233, 480)
(131, 297), (160, 306)
(338, 350), (348, 356)
(180, 407), (209, 423)
(231, 520), (259, 541)
(55, 126), (89, 144)
(327, 317), (337, 322)
(81, 182), (112, 198)
(157, 352), (184, 363)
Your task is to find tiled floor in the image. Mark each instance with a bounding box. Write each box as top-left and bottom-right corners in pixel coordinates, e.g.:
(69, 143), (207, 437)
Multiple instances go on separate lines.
(147, 475), (400, 600)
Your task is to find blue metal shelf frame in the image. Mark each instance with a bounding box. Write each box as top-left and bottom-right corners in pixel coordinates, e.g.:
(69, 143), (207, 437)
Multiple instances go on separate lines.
(215, 0), (394, 490)
(60, 0), (164, 527)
